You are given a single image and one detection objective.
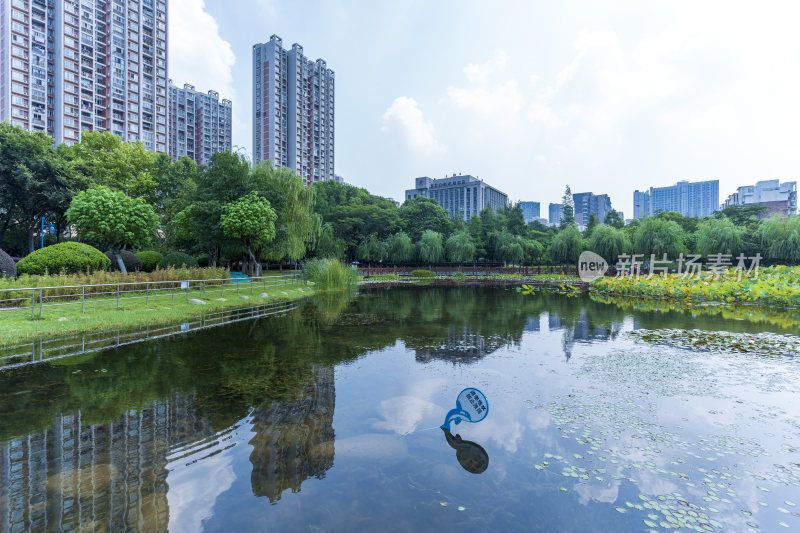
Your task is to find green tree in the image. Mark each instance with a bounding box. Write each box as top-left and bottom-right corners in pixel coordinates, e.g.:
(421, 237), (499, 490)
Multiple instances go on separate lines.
(66, 186), (158, 272)
(633, 217), (686, 259)
(715, 204), (769, 226)
(399, 197), (451, 241)
(312, 223), (345, 259)
(560, 185), (575, 228)
(495, 231), (525, 265)
(445, 231), (475, 265)
(387, 231), (415, 264)
(418, 230), (444, 266)
(604, 209), (625, 229)
(760, 216), (800, 263)
(251, 163), (320, 265)
(220, 191), (278, 276)
(547, 226), (583, 264)
(589, 225), (628, 263)
(522, 239), (545, 264)
(0, 123), (77, 254)
(583, 213), (600, 238)
(695, 217), (743, 257)
(356, 233), (387, 265)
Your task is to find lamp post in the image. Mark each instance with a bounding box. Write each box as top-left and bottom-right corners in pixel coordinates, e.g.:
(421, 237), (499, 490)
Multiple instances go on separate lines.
(40, 217), (55, 249)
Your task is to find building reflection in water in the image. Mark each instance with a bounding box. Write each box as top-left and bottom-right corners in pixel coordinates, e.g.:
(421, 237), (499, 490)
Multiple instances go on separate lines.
(249, 366), (336, 503)
(0, 365), (339, 529)
(0, 394), (215, 531)
(415, 327), (513, 363)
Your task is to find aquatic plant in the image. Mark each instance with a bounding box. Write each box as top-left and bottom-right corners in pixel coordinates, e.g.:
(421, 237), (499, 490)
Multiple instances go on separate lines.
(590, 266), (800, 307)
(303, 258), (358, 289)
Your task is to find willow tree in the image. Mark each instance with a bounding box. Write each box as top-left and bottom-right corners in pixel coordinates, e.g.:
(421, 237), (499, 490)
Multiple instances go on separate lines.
(445, 231), (475, 265)
(251, 163), (321, 267)
(695, 217), (743, 257)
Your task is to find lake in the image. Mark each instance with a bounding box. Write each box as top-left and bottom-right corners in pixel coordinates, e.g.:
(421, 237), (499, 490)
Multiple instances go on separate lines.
(1, 286), (799, 532)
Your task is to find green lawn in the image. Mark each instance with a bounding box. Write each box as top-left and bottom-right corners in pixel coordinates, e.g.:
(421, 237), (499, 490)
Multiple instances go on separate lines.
(0, 282), (315, 346)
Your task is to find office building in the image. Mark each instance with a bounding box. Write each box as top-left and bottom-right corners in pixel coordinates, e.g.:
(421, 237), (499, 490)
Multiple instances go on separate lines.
(548, 203), (564, 226)
(633, 190), (650, 219)
(572, 192), (612, 225)
(405, 174), (507, 220)
(168, 81), (232, 165)
(633, 179), (719, 219)
(1, 0), (169, 151)
(722, 179), (797, 217)
(519, 201), (541, 224)
(253, 35), (334, 184)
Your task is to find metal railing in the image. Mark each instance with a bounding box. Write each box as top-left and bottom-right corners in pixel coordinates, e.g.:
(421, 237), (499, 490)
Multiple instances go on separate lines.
(0, 300), (299, 370)
(0, 273), (307, 317)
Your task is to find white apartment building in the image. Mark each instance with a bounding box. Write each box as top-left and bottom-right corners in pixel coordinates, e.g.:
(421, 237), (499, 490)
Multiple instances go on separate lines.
(168, 80), (231, 165)
(722, 179), (797, 217)
(1, 0), (168, 152)
(252, 35), (334, 184)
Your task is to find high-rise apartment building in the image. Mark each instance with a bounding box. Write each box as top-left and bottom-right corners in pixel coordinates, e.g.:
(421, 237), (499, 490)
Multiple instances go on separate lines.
(520, 201), (541, 223)
(252, 35), (334, 184)
(721, 179), (797, 217)
(405, 174), (508, 220)
(1, 0), (169, 151)
(572, 192), (612, 226)
(633, 179), (719, 219)
(168, 81), (232, 165)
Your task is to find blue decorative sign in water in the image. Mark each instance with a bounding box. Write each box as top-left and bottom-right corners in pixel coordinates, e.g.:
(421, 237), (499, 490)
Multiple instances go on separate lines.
(440, 387), (489, 430)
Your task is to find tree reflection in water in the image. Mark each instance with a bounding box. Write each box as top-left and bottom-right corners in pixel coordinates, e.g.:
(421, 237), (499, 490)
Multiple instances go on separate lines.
(1, 286), (793, 530)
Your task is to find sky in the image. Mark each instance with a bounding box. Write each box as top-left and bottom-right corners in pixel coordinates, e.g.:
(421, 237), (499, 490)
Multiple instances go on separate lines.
(169, 0), (800, 218)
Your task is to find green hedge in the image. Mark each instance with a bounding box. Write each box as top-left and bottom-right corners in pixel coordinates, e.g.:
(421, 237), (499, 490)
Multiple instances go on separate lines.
(411, 269), (435, 279)
(16, 242), (111, 276)
(159, 251), (198, 269)
(0, 248), (16, 279)
(105, 250), (143, 272)
(136, 251), (163, 272)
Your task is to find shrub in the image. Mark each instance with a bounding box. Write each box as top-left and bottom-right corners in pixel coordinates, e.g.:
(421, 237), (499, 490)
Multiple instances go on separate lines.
(303, 258), (358, 289)
(196, 253), (210, 268)
(159, 252), (198, 269)
(452, 271), (466, 282)
(105, 250), (143, 272)
(0, 248), (16, 279)
(16, 242), (110, 276)
(136, 251), (163, 272)
(411, 269), (435, 279)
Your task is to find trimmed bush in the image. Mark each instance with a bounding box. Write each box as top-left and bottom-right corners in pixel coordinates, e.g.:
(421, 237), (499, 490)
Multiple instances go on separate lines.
(452, 271), (466, 282)
(159, 251), (198, 269)
(136, 251), (163, 272)
(16, 242), (110, 276)
(196, 253), (210, 268)
(105, 250), (143, 272)
(0, 248), (16, 279)
(303, 258), (358, 289)
(411, 269), (435, 279)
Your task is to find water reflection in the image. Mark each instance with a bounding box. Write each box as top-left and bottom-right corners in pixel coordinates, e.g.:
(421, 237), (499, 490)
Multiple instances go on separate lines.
(249, 366), (336, 502)
(442, 429), (489, 474)
(0, 286), (798, 531)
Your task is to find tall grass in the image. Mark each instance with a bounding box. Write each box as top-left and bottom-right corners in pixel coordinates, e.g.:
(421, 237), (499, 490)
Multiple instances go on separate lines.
(303, 258), (358, 290)
(0, 267), (230, 308)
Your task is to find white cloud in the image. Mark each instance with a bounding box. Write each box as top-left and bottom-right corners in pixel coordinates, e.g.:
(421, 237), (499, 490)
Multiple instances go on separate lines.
(169, 0), (240, 134)
(382, 96), (446, 154)
(447, 79), (525, 117)
(464, 50), (509, 84)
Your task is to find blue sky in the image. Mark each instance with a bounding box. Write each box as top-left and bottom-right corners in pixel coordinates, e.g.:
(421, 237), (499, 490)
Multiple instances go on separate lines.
(169, 0), (800, 217)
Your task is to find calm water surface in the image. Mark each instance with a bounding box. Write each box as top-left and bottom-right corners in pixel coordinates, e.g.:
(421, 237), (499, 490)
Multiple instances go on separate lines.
(1, 287), (799, 532)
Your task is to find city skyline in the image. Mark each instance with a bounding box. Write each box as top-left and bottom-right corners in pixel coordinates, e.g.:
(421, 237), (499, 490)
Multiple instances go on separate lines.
(168, 0), (800, 217)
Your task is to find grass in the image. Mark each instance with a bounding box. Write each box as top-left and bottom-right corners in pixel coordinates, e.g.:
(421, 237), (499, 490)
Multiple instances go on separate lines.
(302, 258), (358, 289)
(0, 280), (315, 345)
